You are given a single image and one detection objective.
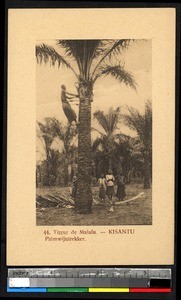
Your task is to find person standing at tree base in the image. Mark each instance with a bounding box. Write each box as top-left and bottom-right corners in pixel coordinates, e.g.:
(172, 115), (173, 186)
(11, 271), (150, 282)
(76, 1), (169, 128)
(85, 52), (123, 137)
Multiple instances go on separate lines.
(98, 173), (106, 204)
(116, 172), (126, 201)
(106, 170), (115, 211)
(71, 173), (78, 200)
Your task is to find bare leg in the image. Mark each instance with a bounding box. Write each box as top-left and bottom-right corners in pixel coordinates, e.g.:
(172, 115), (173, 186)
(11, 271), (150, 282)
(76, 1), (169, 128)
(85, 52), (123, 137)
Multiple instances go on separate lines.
(108, 195), (114, 212)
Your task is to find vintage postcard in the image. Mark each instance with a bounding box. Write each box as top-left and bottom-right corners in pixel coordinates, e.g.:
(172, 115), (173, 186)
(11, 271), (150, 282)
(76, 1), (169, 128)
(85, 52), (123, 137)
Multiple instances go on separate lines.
(7, 8), (175, 265)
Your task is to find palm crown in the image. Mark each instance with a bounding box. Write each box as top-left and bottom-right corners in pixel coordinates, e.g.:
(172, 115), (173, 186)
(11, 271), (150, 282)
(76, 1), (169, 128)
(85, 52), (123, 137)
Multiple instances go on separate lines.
(36, 39), (137, 89)
(123, 100), (152, 151)
(93, 107), (122, 170)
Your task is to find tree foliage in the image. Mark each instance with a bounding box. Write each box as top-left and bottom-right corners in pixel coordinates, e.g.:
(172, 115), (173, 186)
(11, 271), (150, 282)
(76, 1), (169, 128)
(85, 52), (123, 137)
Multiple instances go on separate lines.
(36, 39), (136, 87)
(36, 118), (77, 186)
(123, 100), (152, 188)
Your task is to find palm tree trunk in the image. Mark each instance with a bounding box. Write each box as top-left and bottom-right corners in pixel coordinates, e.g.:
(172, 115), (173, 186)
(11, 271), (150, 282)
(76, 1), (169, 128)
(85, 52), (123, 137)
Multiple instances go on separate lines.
(108, 156), (113, 171)
(143, 157), (151, 189)
(75, 82), (93, 213)
(64, 159), (69, 186)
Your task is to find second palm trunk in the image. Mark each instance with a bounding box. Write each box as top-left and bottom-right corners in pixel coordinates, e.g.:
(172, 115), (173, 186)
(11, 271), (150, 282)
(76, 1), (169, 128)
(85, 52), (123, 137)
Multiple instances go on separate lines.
(75, 91), (93, 214)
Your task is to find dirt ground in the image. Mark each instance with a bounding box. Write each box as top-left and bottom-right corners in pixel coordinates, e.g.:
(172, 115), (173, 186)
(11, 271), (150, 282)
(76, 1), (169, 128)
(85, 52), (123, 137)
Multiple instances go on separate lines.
(36, 183), (152, 226)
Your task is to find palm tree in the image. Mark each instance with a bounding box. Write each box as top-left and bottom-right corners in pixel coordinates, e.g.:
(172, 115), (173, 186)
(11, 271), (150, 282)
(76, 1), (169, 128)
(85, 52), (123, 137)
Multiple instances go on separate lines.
(113, 135), (134, 178)
(37, 118), (77, 186)
(93, 107), (122, 172)
(123, 100), (152, 189)
(36, 40), (136, 213)
(47, 118), (77, 186)
(37, 118), (59, 186)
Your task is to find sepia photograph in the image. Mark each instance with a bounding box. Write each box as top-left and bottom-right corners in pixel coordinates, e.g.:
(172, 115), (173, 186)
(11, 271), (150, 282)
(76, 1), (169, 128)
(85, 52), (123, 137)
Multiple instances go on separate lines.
(36, 39), (152, 226)
(7, 7), (175, 266)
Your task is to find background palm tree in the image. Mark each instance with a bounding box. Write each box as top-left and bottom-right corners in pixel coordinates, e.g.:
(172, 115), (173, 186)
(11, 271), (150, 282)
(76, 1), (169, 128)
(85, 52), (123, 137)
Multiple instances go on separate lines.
(93, 107), (121, 172)
(36, 39), (137, 213)
(123, 100), (152, 188)
(47, 118), (77, 186)
(37, 118), (59, 186)
(37, 118), (77, 186)
(113, 134), (134, 179)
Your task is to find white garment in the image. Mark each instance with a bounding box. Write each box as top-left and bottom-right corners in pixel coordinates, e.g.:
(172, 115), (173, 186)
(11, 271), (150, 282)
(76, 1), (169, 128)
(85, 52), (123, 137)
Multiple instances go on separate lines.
(106, 174), (115, 186)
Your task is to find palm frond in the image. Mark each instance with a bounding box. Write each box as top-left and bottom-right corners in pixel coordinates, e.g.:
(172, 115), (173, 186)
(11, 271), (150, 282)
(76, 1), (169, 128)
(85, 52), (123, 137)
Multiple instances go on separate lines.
(93, 64), (137, 90)
(94, 110), (110, 134)
(38, 118), (78, 160)
(123, 108), (144, 138)
(91, 39), (132, 78)
(57, 40), (103, 79)
(107, 39), (133, 58)
(48, 118), (65, 140)
(123, 102), (152, 148)
(91, 127), (105, 137)
(94, 107), (121, 135)
(145, 100), (152, 125)
(36, 44), (78, 77)
(108, 107), (121, 132)
(92, 137), (104, 152)
(57, 40), (103, 59)
(37, 121), (54, 151)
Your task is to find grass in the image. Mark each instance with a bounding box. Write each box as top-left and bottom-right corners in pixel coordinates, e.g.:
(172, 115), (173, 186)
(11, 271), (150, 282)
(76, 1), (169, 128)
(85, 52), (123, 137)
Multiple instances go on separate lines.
(36, 183), (152, 226)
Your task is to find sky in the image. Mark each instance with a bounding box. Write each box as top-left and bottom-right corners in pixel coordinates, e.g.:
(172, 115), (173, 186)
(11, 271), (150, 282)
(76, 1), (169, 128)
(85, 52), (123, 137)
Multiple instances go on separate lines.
(36, 39), (152, 162)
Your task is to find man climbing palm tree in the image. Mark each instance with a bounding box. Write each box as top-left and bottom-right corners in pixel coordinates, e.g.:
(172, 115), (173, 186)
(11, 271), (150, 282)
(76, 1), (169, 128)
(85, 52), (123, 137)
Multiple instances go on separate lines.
(60, 84), (79, 125)
(36, 39), (137, 213)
